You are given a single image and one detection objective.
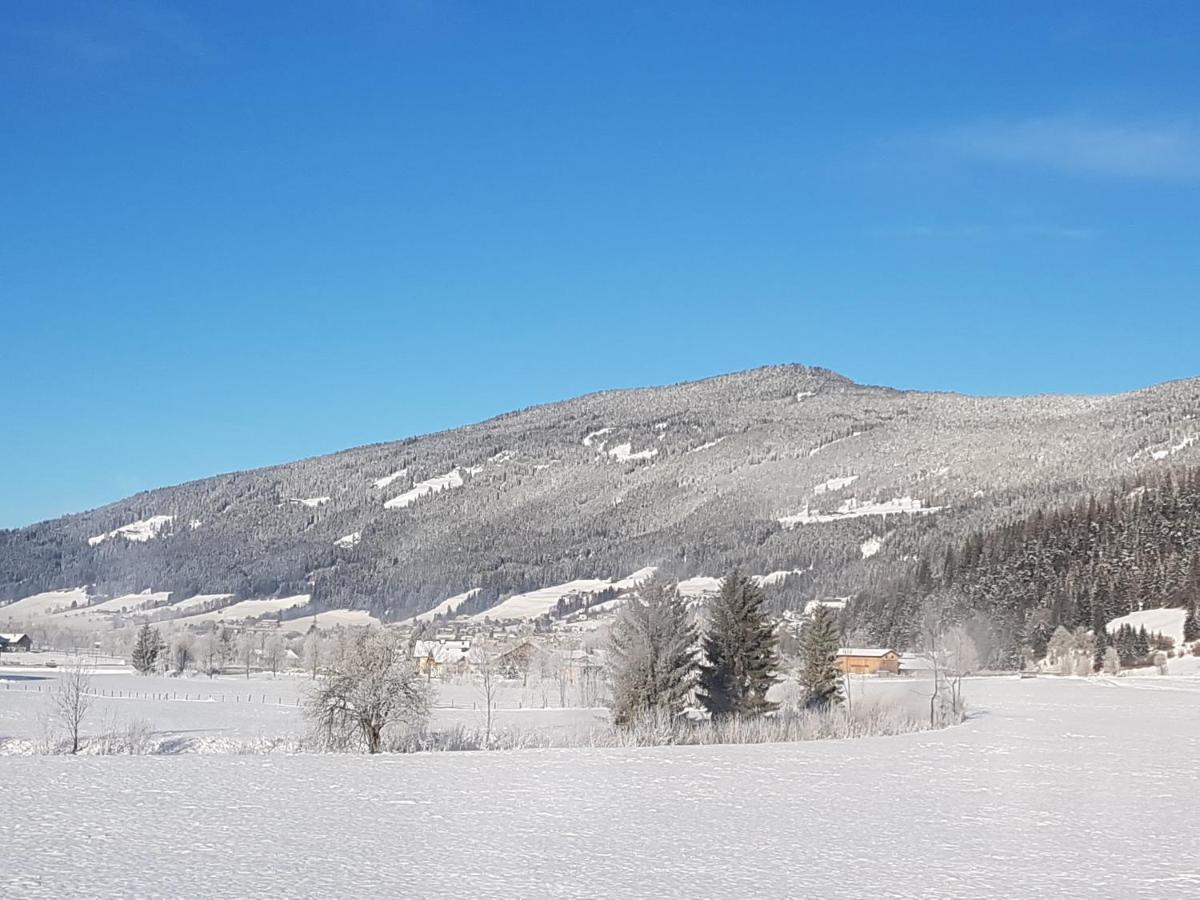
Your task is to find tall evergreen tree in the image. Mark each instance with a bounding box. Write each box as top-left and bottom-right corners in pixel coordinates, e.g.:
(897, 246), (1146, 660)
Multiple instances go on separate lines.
(697, 571), (778, 719)
(798, 604), (844, 709)
(606, 578), (698, 727)
(131, 623), (164, 674)
(1092, 621), (1108, 673)
(1184, 602), (1200, 644)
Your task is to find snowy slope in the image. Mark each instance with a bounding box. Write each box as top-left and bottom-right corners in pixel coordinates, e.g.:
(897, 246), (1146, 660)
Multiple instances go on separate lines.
(173, 595), (311, 625)
(472, 579), (618, 622)
(1106, 607), (1187, 646)
(0, 588), (90, 620)
(63, 591), (171, 617)
(404, 589), (481, 624)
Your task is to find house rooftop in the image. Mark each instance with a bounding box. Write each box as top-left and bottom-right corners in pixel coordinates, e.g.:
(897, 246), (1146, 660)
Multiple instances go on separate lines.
(836, 648), (896, 657)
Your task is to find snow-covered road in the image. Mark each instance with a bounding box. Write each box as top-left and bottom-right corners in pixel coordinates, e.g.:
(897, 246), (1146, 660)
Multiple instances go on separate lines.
(3, 676), (1198, 898)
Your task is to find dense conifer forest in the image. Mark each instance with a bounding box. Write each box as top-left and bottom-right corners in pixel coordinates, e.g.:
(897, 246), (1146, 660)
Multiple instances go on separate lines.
(851, 466), (1200, 664)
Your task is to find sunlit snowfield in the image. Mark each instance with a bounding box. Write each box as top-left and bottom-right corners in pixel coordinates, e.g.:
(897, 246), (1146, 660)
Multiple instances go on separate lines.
(3, 675), (1199, 898)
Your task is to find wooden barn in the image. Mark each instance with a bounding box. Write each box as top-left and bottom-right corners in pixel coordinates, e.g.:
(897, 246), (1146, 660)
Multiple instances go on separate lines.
(835, 648), (899, 675)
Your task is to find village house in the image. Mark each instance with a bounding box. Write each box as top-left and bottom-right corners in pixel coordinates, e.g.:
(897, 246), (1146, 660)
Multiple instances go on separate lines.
(898, 653), (936, 677)
(492, 639), (570, 682)
(411, 639), (472, 676)
(835, 648), (900, 675)
(0, 633), (32, 652)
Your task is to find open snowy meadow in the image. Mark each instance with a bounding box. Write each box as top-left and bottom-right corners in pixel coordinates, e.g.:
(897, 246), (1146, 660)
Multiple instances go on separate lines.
(3, 673), (1198, 898)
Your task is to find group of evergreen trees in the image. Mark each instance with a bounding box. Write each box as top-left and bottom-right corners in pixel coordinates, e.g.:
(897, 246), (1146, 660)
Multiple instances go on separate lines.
(606, 572), (846, 728)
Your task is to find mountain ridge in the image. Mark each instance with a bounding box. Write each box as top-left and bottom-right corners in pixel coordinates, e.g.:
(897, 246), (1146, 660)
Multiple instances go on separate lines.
(4, 364), (1200, 624)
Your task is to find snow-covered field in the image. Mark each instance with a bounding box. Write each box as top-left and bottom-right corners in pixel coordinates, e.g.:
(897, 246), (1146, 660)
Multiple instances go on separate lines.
(0, 668), (604, 750)
(2, 676), (1199, 897)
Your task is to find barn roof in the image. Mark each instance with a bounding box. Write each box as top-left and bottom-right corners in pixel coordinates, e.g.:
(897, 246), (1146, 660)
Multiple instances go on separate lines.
(836, 648), (897, 658)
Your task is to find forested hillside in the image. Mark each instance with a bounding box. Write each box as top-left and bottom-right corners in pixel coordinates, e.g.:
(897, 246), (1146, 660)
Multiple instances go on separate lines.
(852, 466), (1200, 663)
(2, 365), (1200, 624)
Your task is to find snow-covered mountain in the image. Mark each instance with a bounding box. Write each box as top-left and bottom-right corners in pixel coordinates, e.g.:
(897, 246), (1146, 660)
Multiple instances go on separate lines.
(3, 364), (1199, 621)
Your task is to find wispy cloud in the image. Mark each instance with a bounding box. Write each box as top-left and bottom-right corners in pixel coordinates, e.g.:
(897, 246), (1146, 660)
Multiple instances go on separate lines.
(936, 115), (1200, 180)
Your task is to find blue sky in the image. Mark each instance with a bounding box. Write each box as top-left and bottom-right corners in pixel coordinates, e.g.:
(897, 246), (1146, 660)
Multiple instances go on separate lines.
(3, 1), (1199, 527)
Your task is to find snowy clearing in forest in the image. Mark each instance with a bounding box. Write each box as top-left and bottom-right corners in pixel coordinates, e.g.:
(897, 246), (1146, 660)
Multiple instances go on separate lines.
(334, 531), (361, 548)
(582, 428), (612, 448)
(87, 515), (174, 546)
(779, 496), (942, 527)
(813, 475), (858, 494)
(3, 677), (1199, 898)
(371, 469), (408, 489)
(287, 496), (330, 508)
(861, 537), (882, 559)
(606, 442), (658, 462)
(1106, 607), (1187, 646)
(383, 469), (465, 509)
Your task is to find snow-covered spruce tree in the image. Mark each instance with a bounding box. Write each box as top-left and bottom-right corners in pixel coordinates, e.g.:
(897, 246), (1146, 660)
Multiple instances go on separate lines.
(131, 623), (164, 674)
(304, 628), (431, 753)
(1185, 602), (1200, 644)
(606, 577), (697, 728)
(1092, 622), (1108, 673)
(697, 572), (778, 719)
(798, 604), (843, 710)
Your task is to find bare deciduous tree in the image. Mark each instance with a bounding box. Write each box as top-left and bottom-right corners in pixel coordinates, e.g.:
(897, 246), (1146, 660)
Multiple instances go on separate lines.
(265, 633), (285, 677)
(469, 639), (501, 746)
(305, 628), (431, 753)
(51, 658), (95, 754)
(237, 631), (256, 678)
(302, 630), (323, 679)
(195, 633), (221, 677)
(170, 632), (194, 674)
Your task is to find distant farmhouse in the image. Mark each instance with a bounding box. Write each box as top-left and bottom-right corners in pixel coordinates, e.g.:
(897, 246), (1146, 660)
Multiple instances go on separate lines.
(0, 633), (33, 652)
(411, 639), (472, 676)
(835, 648), (899, 675)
